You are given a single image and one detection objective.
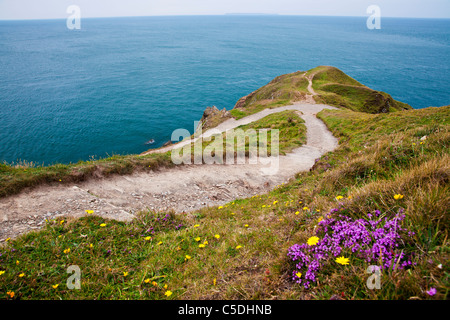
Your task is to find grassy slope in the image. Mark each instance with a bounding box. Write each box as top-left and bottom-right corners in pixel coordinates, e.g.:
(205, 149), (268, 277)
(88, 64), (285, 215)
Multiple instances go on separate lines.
(0, 153), (175, 199)
(309, 66), (412, 113)
(231, 66), (412, 119)
(189, 110), (306, 161)
(230, 71), (310, 119)
(1, 105), (448, 300)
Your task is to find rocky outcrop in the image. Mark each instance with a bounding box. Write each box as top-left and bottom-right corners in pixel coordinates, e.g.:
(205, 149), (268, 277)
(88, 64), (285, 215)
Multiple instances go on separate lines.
(197, 106), (231, 132)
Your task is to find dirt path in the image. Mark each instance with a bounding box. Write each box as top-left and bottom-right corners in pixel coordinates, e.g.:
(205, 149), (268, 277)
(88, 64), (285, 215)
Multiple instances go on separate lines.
(0, 103), (338, 241)
(306, 75), (318, 96)
(305, 72), (318, 98)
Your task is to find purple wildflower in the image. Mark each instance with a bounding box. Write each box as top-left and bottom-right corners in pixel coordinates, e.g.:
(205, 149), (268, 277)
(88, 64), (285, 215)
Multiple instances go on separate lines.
(288, 208), (414, 289)
(426, 287), (436, 296)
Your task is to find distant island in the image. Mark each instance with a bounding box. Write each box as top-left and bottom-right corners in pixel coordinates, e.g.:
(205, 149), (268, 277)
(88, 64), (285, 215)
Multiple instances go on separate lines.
(225, 13), (280, 16)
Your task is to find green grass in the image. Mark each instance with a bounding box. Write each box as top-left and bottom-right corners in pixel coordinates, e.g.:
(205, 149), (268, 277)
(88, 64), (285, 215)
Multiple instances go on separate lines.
(231, 71), (310, 118)
(229, 66), (412, 120)
(309, 66), (412, 113)
(1, 105), (448, 300)
(186, 110), (306, 162)
(0, 153), (175, 199)
(230, 99), (294, 120)
(237, 110), (306, 155)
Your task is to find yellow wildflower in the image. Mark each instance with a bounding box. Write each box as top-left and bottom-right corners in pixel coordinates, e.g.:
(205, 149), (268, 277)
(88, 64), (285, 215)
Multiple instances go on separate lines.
(218, 206), (223, 209)
(6, 291), (14, 298)
(144, 236), (151, 241)
(152, 281), (158, 286)
(335, 256), (350, 265)
(157, 241), (163, 246)
(100, 223), (107, 227)
(0, 270), (5, 276)
(303, 207), (309, 211)
(123, 272), (128, 277)
(5, 238), (10, 242)
(163, 284), (168, 289)
(194, 224), (200, 228)
(295, 211), (300, 215)
(394, 194), (404, 200)
(16, 260), (19, 265)
(244, 224), (249, 228)
(89, 243), (94, 248)
(203, 240), (208, 245)
(63, 248), (70, 254)
(273, 200), (278, 205)
(214, 234), (220, 239)
(195, 237), (201, 242)
(213, 278), (217, 286)
(236, 245), (242, 249)
(19, 273), (25, 278)
(335, 196), (344, 201)
(307, 236), (319, 246)
(318, 217), (323, 223)
(199, 244), (205, 248)
(60, 220), (65, 225)
(144, 278), (151, 283)
(52, 284), (59, 289)
(185, 255), (191, 261)
(295, 272), (302, 278)
(165, 290), (172, 297)
(85, 210), (94, 214)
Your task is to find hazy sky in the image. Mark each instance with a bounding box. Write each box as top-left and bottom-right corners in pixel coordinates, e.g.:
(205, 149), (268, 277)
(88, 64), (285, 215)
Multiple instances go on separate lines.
(0, 0), (449, 20)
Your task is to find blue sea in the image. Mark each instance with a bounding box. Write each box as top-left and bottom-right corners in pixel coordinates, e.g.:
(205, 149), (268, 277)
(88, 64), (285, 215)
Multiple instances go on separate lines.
(0, 16), (449, 165)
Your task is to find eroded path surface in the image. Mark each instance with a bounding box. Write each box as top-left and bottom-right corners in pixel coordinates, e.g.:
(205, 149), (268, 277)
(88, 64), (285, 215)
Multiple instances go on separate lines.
(0, 103), (338, 240)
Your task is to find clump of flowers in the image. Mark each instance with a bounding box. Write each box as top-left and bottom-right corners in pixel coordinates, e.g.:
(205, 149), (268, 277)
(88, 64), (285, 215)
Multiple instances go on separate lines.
(288, 207), (415, 289)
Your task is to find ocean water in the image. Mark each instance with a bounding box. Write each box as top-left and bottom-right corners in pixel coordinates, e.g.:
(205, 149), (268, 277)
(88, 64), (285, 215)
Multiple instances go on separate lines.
(0, 16), (449, 165)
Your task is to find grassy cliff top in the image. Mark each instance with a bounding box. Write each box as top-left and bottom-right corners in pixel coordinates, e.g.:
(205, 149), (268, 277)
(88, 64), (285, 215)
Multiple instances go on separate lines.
(309, 66), (412, 113)
(231, 66), (412, 119)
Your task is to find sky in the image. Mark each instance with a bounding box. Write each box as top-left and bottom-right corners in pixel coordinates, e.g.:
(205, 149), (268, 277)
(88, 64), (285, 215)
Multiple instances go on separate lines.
(0, 0), (449, 20)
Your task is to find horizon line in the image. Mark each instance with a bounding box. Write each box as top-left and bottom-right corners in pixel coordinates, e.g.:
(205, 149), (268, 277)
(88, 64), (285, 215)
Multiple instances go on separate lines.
(1, 13), (450, 22)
